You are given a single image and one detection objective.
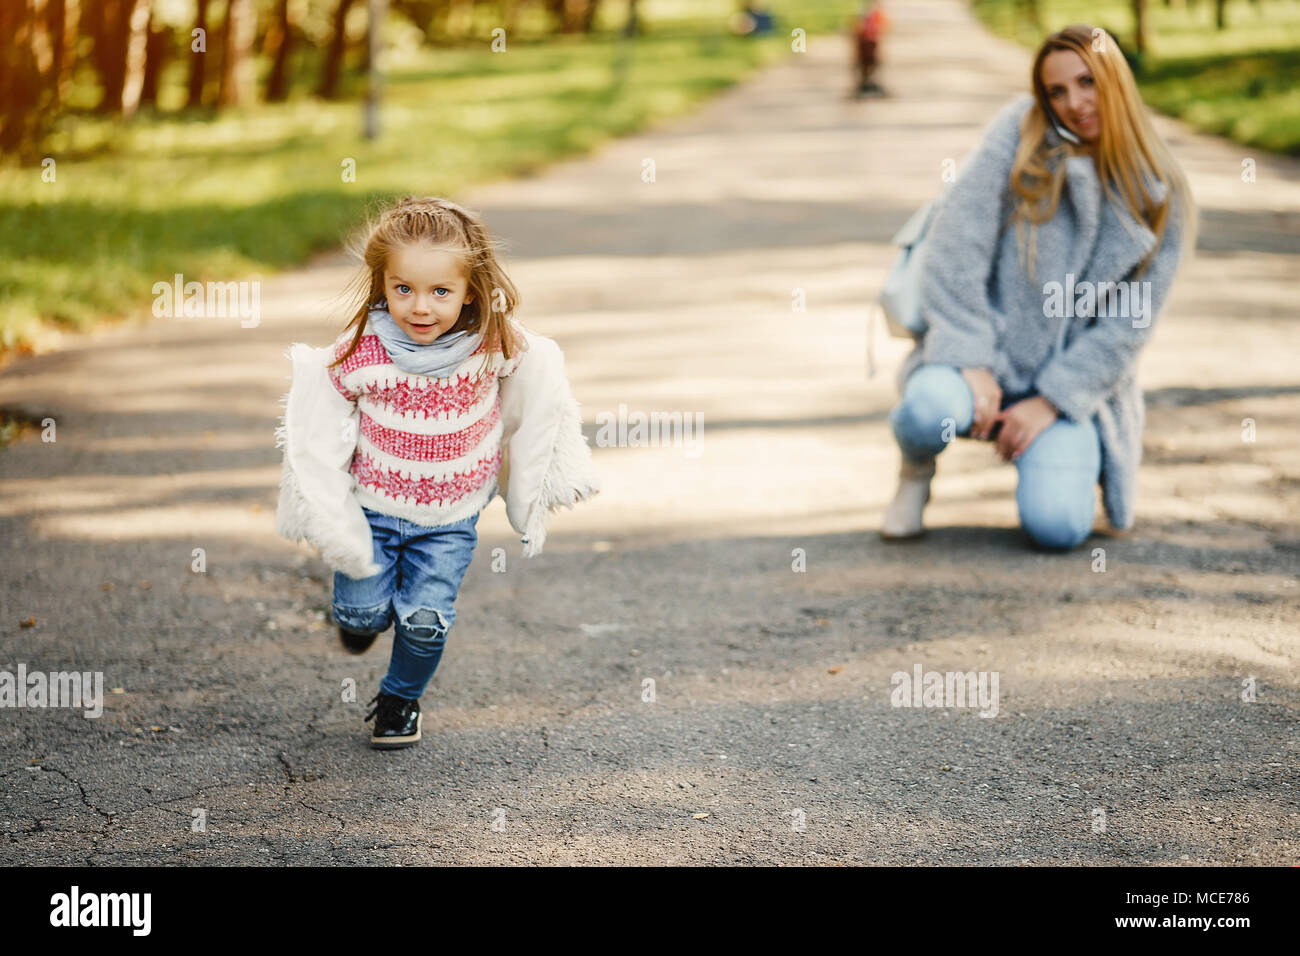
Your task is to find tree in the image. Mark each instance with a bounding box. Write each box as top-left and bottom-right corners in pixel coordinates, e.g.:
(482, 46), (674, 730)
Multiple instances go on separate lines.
(0, 0), (56, 155)
(187, 0), (210, 108)
(118, 0), (151, 117)
(264, 0), (300, 101)
(49, 0), (81, 106)
(1132, 0), (1146, 55)
(217, 0), (256, 107)
(95, 0), (151, 114)
(319, 0), (360, 99)
(139, 10), (172, 108)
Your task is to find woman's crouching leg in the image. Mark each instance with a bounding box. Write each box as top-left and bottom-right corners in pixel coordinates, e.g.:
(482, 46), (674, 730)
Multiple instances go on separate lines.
(1015, 416), (1102, 550)
(890, 364), (975, 462)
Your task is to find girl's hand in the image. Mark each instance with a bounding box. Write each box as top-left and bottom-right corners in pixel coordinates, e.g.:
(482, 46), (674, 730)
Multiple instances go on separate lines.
(993, 396), (1059, 461)
(961, 367), (1002, 439)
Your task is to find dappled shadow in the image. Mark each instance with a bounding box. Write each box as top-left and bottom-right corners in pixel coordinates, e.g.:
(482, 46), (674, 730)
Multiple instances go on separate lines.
(477, 197), (921, 258)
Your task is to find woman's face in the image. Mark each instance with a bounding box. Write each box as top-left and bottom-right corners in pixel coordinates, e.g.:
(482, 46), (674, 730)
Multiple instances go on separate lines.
(1040, 48), (1099, 143)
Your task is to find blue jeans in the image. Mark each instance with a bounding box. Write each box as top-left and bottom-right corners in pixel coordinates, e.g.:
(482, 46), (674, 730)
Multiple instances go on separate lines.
(889, 364), (1101, 550)
(332, 507), (479, 700)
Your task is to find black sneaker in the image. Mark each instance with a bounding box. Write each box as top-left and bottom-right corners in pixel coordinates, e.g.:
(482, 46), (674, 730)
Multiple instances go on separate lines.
(364, 692), (421, 749)
(337, 624), (380, 655)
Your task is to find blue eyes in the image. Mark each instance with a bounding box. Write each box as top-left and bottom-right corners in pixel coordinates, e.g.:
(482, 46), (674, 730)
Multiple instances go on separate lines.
(394, 285), (449, 296)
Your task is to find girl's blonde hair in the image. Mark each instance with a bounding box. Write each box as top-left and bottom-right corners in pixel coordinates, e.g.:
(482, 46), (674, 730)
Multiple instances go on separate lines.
(1009, 24), (1197, 280)
(328, 195), (524, 372)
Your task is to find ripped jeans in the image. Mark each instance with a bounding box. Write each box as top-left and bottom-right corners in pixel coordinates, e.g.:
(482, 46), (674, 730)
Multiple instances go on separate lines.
(332, 507), (479, 700)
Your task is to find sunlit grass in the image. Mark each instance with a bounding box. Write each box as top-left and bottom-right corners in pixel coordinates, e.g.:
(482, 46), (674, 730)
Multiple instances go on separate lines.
(1, 0), (855, 356)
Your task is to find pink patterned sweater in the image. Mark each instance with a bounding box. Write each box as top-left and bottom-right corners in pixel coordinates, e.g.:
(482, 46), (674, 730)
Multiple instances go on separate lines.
(327, 330), (522, 528)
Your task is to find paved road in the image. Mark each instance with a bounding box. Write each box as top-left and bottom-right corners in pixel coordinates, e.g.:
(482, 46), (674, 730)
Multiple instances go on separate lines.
(2, 0), (1297, 864)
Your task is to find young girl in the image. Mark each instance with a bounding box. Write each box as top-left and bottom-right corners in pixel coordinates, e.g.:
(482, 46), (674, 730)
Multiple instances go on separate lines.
(275, 195), (598, 749)
(880, 25), (1195, 549)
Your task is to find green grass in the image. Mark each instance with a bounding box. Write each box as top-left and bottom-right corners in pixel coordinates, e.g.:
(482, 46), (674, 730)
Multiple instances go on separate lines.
(0, 0), (855, 358)
(972, 0), (1300, 155)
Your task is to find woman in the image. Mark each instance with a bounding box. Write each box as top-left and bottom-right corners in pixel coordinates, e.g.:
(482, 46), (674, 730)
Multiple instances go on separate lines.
(881, 24), (1196, 549)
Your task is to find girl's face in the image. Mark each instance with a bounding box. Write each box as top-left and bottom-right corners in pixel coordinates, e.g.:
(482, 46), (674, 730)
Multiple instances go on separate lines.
(383, 242), (475, 342)
(1040, 48), (1099, 143)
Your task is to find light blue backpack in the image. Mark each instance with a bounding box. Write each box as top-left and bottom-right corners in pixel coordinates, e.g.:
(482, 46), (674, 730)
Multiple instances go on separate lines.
(878, 196), (940, 340)
(864, 195), (939, 378)
(870, 187), (1068, 378)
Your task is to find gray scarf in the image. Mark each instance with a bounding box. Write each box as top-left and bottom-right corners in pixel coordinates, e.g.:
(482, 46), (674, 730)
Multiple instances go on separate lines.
(366, 305), (483, 378)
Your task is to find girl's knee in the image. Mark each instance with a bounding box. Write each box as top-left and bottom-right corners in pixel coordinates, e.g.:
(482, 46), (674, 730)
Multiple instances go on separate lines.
(398, 606), (454, 643)
(332, 600), (393, 634)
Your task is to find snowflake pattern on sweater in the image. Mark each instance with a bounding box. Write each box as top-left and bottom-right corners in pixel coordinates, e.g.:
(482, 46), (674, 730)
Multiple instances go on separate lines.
(327, 330), (523, 528)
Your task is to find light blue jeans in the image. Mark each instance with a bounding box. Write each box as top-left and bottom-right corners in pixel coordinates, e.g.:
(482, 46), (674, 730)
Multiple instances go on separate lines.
(890, 364), (1101, 550)
(332, 507), (479, 700)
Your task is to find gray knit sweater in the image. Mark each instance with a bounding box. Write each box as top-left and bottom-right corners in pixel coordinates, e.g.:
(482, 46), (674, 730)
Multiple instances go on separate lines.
(904, 93), (1189, 530)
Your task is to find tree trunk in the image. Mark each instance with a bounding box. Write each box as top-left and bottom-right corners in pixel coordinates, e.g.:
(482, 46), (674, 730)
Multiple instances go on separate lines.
(94, 0), (125, 111)
(264, 0), (297, 101)
(29, 0), (56, 85)
(186, 0), (210, 107)
(217, 0), (255, 107)
(88, 0), (114, 89)
(49, 0), (81, 106)
(318, 0), (358, 99)
(0, 0), (53, 155)
(1132, 0), (1146, 54)
(94, 0), (149, 114)
(581, 0), (601, 33)
(545, 0), (573, 33)
(118, 0), (150, 116)
(139, 12), (170, 107)
(1215, 0), (1227, 29)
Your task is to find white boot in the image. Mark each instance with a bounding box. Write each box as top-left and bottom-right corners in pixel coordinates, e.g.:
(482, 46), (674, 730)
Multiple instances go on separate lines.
(880, 457), (936, 539)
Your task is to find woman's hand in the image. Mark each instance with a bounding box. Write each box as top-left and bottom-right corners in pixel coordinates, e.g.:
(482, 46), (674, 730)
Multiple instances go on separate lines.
(961, 367), (1002, 439)
(993, 396), (1059, 461)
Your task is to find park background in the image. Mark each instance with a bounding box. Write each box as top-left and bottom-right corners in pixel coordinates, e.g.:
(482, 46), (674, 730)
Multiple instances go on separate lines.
(0, 0), (1297, 865)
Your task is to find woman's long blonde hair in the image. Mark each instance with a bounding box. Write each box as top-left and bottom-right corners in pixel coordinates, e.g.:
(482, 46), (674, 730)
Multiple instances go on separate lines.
(1009, 24), (1196, 279)
(328, 195), (524, 372)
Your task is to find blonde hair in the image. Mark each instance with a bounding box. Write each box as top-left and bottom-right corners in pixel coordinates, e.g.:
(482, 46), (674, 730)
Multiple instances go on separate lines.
(328, 195), (524, 373)
(1009, 24), (1197, 280)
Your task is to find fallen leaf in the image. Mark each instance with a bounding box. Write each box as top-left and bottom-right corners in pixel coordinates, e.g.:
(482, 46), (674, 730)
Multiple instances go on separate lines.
(19, 617), (36, 628)
(691, 812), (710, 820)
(827, 666), (842, 675)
